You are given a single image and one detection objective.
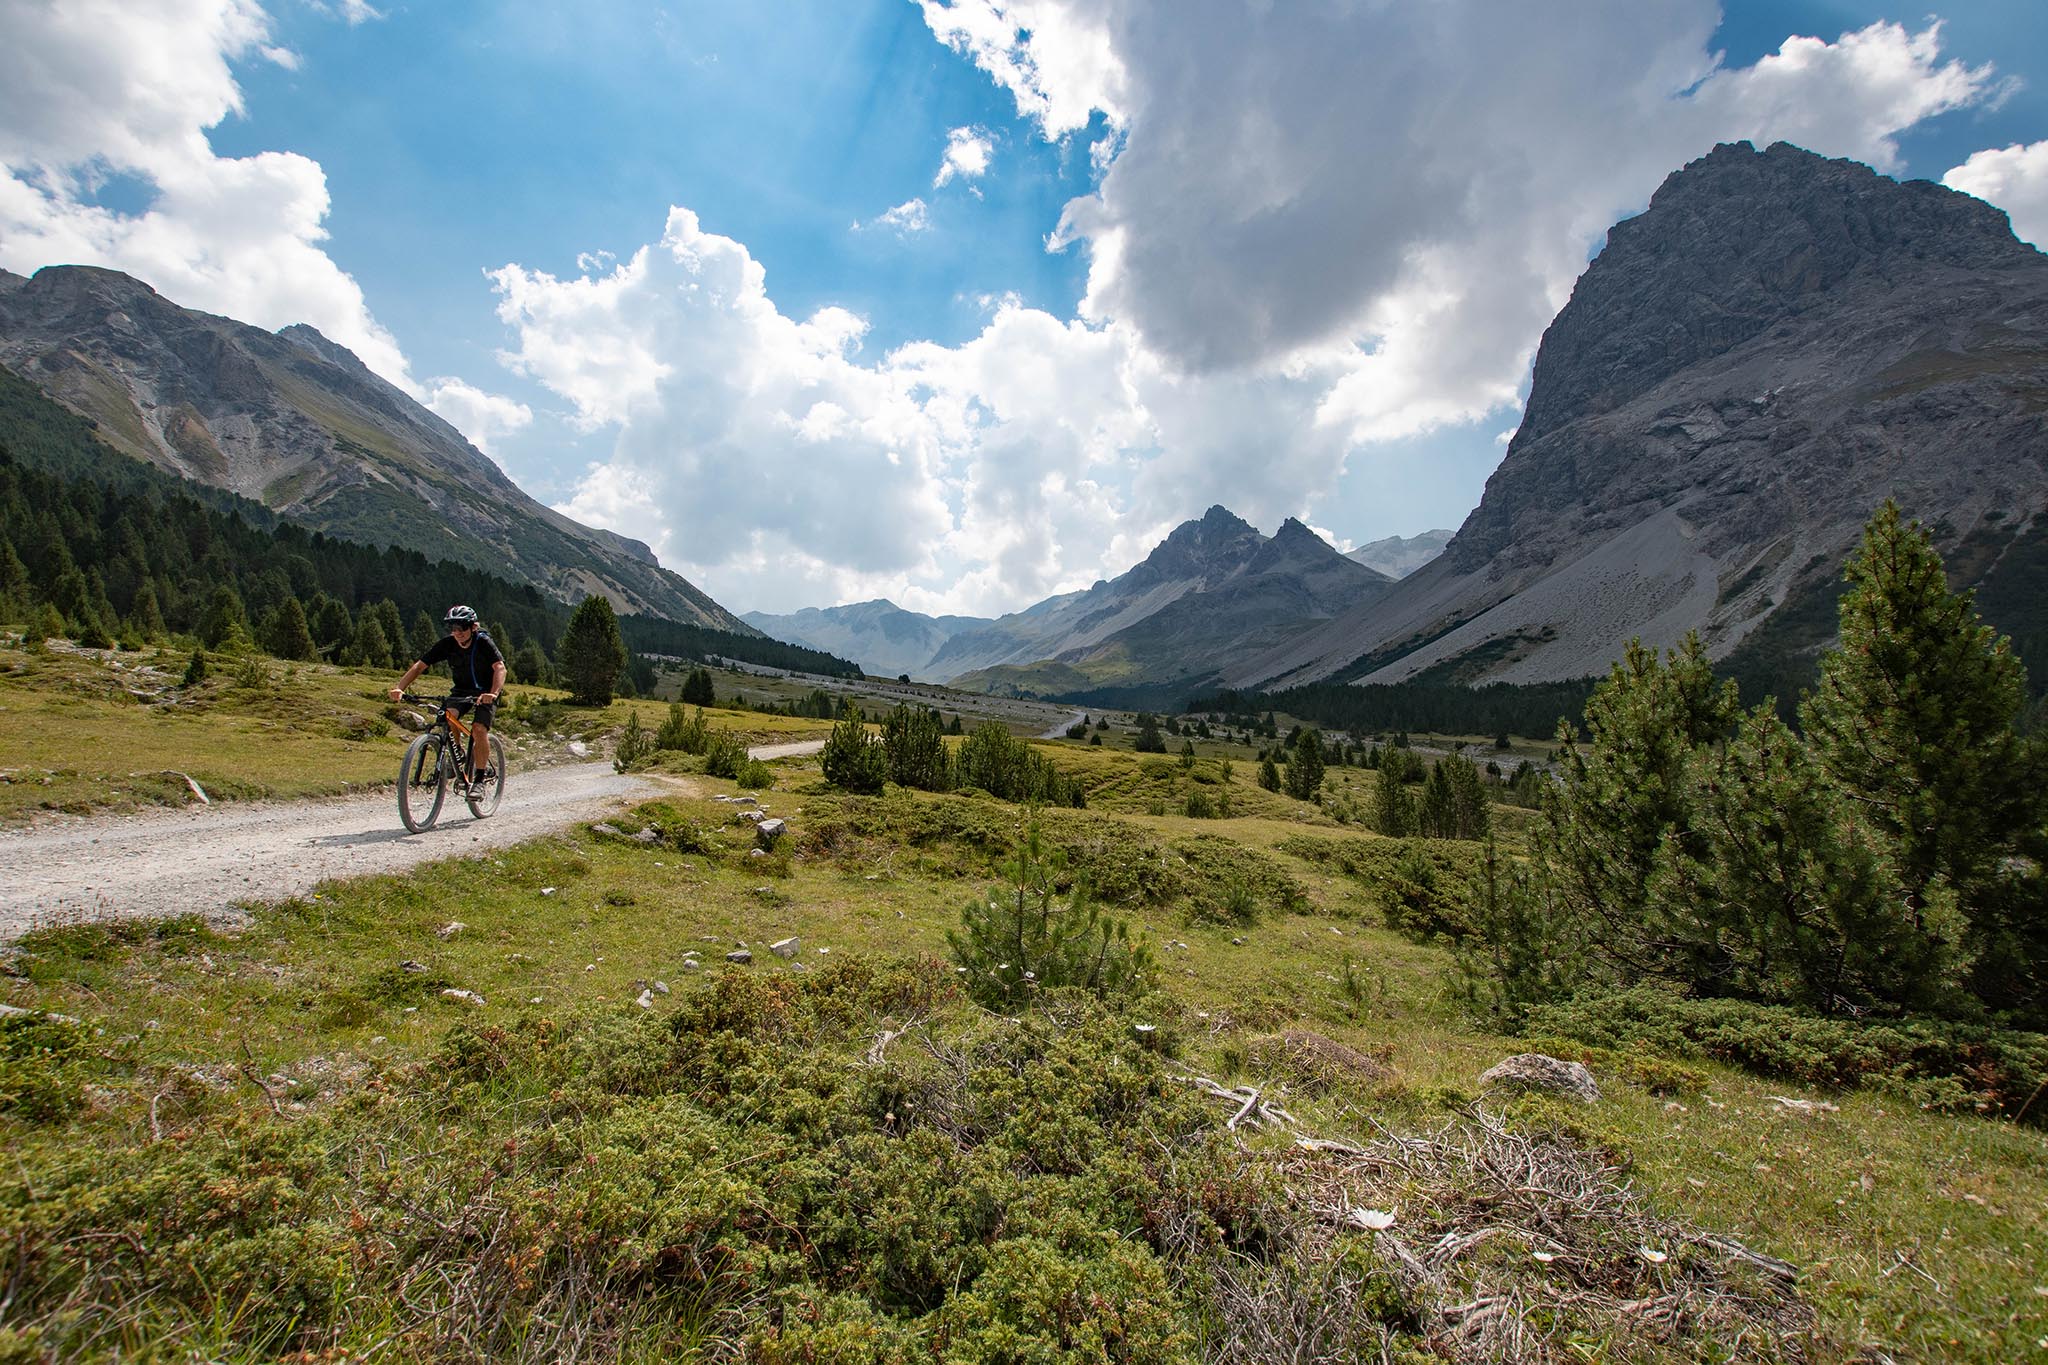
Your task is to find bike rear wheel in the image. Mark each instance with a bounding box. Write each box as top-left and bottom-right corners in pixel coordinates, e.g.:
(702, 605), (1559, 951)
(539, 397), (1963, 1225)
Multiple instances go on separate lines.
(399, 733), (448, 833)
(465, 733), (507, 818)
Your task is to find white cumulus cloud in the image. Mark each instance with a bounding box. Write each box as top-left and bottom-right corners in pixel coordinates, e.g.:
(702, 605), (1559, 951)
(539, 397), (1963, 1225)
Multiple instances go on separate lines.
(425, 378), (533, 459)
(933, 126), (994, 188)
(1944, 140), (2048, 249)
(859, 197), (930, 233)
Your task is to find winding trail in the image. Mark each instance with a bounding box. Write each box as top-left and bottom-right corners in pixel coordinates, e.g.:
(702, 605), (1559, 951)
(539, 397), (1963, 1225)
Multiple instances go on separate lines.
(0, 761), (668, 941)
(0, 735), (836, 941)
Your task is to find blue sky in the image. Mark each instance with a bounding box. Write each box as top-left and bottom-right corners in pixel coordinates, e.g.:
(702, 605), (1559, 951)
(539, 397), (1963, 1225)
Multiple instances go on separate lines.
(3, 1), (2046, 617)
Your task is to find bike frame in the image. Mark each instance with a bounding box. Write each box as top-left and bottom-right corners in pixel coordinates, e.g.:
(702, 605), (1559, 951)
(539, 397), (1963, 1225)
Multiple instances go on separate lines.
(397, 692), (504, 833)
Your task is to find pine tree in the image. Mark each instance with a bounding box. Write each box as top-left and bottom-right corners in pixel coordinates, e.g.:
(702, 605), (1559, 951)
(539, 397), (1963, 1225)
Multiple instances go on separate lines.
(613, 710), (653, 772)
(1134, 713), (1167, 753)
(50, 567), (95, 631)
(947, 819), (1153, 1008)
(821, 700), (887, 793)
(655, 703), (709, 754)
(371, 600), (406, 662)
(1284, 727), (1326, 799)
(408, 610), (440, 662)
(882, 705), (950, 791)
(0, 537), (28, 610)
(512, 640), (549, 686)
(130, 581), (167, 641)
(681, 666), (716, 706)
(1652, 704), (1964, 1012)
(1539, 635), (1739, 980)
(1801, 502), (2047, 1017)
(343, 613), (392, 669)
(1802, 502), (2042, 919)
(560, 594), (627, 706)
(1372, 764), (1414, 837)
(308, 594), (353, 660)
(1417, 760), (1456, 836)
(1445, 752), (1491, 841)
(261, 596), (317, 662)
(196, 584), (250, 651)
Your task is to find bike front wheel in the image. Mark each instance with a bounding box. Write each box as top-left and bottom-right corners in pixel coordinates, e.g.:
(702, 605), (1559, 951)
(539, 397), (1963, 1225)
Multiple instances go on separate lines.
(465, 733), (507, 819)
(399, 733), (448, 833)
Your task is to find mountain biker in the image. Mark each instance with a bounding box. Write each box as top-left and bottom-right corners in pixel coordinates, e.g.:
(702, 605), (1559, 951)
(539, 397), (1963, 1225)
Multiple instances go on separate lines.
(389, 605), (505, 791)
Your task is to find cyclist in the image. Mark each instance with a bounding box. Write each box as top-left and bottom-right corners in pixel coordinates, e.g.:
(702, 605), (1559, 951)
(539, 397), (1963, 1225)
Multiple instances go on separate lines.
(389, 605), (505, 792)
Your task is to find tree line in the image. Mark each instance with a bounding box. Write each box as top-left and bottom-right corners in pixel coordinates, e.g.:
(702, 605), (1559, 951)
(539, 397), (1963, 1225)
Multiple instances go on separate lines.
(1192, 676), (1600, 745)
(0, 364), (858, 685)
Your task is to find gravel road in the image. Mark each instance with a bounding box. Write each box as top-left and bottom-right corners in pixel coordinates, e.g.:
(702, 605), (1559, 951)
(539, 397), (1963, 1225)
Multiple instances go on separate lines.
(0, 761), (664, 942)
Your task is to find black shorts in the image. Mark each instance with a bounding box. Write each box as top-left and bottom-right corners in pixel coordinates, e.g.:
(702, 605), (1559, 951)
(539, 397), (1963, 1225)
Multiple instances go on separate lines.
(449, 697), (497, 728)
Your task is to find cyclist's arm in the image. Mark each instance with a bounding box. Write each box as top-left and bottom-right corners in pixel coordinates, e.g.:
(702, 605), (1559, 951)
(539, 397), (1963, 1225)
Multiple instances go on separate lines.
(389, 659), (428, 702)
(479, 657), (506, 705)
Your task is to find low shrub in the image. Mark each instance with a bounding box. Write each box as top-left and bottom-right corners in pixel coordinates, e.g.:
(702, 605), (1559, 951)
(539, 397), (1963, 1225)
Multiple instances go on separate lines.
(0, 1014), (123, 1122)
(1520, 987), (2048, 1119)
(1279, 835), (1482, 939)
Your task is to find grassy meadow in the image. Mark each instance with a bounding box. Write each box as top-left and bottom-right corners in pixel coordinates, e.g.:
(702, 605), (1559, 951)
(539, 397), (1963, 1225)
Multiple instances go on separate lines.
(0, 646), (2044, 1362)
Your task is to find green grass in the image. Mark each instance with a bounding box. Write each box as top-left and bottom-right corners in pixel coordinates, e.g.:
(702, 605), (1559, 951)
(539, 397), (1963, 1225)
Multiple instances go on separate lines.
(1, 665), (2044, 1360)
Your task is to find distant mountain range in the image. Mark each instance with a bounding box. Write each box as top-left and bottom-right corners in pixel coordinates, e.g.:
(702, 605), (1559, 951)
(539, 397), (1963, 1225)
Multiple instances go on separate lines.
(747, 506), (1392, 694)
(1347, 530), (1451, 579)
(1237, 141), (2048, 692)
(741, 599), (993, 680)
(0, 265), (752, 633)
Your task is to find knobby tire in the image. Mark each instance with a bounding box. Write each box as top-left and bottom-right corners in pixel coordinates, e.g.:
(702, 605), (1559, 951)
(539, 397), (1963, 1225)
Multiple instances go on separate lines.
(399, 733), (448, 833)
(465, 733), (507, 819)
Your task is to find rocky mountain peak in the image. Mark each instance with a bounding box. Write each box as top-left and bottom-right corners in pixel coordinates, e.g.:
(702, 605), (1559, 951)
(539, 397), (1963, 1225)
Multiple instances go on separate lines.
(1511, 141), (2036, 459)
(1137, 504), (1263, 581)
(1236, 141), (2048, 692)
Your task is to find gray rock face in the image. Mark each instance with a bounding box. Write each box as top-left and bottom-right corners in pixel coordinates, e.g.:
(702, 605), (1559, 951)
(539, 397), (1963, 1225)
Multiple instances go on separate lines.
(1479, 1053), (1600, 1104)
(0, 265), (751, 631)
(1238, 142), (2048, 689)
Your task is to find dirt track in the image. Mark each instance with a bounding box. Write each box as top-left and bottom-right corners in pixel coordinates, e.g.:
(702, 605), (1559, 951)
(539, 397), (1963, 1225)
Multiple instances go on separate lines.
(0, 761), (666, 942)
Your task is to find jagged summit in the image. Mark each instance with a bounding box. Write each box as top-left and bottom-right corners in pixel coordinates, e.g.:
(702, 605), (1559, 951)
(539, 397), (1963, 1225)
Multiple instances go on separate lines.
(1507, 141), (2034, 467)
(1238, 140), (2048, 690)
(923, 505), (1389, 695)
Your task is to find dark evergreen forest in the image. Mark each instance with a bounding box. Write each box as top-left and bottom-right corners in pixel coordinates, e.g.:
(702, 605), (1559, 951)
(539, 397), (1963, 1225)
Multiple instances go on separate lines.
(0, 364), (856, 680)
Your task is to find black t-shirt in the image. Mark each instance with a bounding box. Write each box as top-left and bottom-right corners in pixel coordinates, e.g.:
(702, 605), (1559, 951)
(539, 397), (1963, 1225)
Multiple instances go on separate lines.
(420, 630), (504, 697)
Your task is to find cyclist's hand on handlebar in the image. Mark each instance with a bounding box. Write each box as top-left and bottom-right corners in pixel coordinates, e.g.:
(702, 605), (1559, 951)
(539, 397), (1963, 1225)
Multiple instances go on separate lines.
(388, 687), (404, 702)
(478, 691), (498, 705)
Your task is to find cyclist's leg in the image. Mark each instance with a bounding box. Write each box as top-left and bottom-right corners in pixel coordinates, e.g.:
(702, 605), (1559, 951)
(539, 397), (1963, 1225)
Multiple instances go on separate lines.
(469, 700), (498, 781)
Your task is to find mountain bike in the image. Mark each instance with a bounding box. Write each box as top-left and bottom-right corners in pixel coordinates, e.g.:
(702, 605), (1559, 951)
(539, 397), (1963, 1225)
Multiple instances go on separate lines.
(396, 693), (506, 832)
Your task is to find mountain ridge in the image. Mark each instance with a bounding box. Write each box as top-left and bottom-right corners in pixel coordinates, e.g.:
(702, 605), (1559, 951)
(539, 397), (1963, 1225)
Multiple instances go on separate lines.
(938, 505), (1391, 695)
(0, 264), (751, 632)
